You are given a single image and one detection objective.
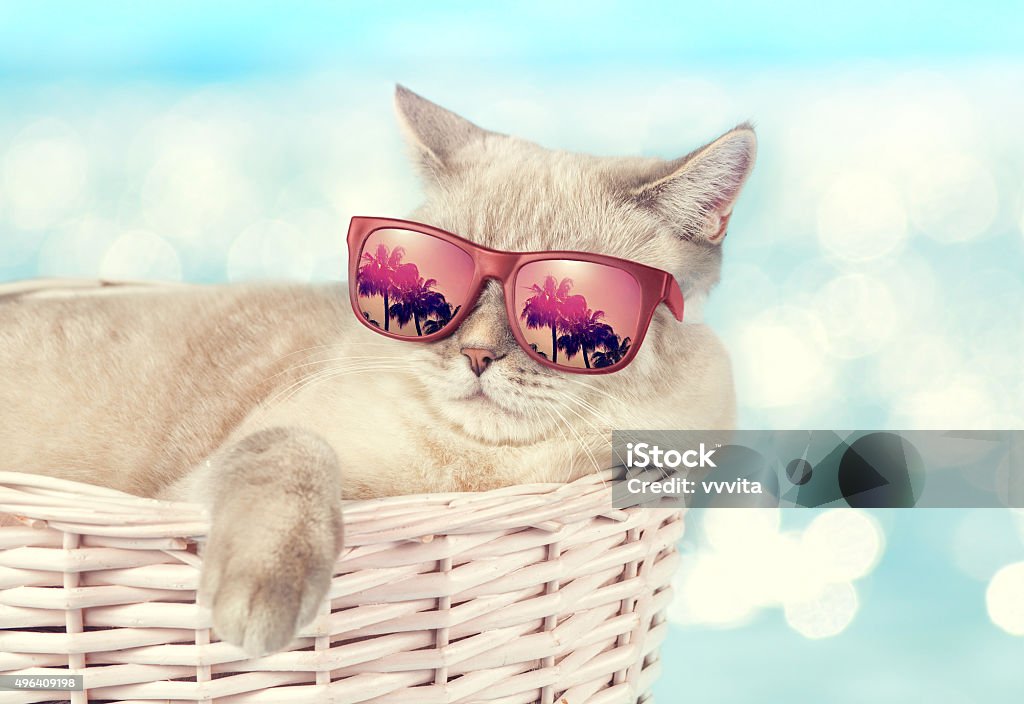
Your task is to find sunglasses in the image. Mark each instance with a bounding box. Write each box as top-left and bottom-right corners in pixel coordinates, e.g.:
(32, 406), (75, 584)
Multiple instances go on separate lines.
(346, 216), (684, 374)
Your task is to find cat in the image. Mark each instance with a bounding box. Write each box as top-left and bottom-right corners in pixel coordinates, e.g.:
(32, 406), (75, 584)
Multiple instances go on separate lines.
(0, 85), (756, 655)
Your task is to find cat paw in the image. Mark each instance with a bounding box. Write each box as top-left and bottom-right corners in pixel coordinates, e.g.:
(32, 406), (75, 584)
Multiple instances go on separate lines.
(194, 426), (345, 656)
(197, 528), (335, 656)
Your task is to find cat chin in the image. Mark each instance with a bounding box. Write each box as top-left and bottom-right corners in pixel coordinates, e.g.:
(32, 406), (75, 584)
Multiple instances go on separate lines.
(436, 395), (548, 446)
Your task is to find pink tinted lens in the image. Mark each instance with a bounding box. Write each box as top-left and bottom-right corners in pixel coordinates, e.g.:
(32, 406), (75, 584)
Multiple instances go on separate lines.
(355, 228), (475, 337)
(514, 259), (642, 370)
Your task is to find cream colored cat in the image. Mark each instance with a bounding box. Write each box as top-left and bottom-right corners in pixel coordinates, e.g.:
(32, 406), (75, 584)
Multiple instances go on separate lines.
(0, 86), (755, 655)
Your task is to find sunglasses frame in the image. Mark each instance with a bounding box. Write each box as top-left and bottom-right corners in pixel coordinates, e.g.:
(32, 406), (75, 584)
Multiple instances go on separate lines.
(347, 216), (684, 374)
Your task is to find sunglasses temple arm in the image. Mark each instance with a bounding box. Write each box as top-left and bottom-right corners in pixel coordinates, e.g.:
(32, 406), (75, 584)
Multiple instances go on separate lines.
(662, 278), (685, 321)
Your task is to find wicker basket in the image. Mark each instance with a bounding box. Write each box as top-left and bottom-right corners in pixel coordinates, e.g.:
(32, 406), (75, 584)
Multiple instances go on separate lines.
(0, 470), (682, 704)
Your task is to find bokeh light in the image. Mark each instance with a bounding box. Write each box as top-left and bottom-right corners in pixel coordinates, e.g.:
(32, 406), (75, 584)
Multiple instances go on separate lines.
(802, 509), (884, 582)
(814, 273), (897, 359)
(101, 231), (182, 282)
(986, 562), (1024, 636)
(2, 119), (87, 232)
(907, 151), (999, 243)
(733, 306), (834, 409)
(671, 508), (883, 638)
(784, 581), (859, 639)
(952, 510), (1024, 581)
(889, 372), (995, 429)
(37, 217), (119, 277)
(817, 171), (907, 263)
(1019, 190), (1024, 242)
(227, 219), (314, 282)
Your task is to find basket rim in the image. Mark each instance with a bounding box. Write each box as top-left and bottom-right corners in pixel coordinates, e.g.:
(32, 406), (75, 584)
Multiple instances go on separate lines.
(0, 469), (629, 542)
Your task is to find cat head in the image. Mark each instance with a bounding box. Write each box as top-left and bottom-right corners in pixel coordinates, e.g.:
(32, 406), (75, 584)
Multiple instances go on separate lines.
(380, 85), (755, 445)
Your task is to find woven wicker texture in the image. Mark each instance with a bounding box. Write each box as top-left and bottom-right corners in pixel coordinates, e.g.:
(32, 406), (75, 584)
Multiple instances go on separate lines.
(0, 469), (682, 704)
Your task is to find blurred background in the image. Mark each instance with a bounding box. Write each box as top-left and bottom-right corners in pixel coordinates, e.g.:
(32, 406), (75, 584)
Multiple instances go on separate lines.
(1, 2), (1023, 701)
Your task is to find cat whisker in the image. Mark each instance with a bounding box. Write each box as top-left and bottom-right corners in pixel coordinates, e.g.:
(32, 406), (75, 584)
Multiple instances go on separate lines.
(557, 392), (649, 448)
(555, 391), (640, 442)
(555, 392), (618, 428)
(552, 394), (610, 436)
(548, 401), (603, 483)
(260, 369), (410, 420)
(552, 393), (650, 490)
(266, 339), (411, 373)
(563, 378), (621, 404)
(539, 405), (578, 483)
(270, 343), (339, 362)
(261, 363), (417, 412)
(265, 355), (420, 382)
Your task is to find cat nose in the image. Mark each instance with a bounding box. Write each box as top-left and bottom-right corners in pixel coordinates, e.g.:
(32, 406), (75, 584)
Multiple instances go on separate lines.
(461, 347), (503, 377)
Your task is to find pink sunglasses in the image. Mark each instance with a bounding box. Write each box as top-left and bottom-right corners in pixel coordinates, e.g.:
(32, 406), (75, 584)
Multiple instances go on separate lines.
(347, 216), (684, 374)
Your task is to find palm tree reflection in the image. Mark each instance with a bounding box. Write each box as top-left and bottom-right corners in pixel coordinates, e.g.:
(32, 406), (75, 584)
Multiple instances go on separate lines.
(357, 244), (461, 337)
(358, 243), (632, 369)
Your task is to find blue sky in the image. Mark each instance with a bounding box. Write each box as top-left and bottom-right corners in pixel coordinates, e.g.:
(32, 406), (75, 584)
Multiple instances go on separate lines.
(1, 1), (1024, 82)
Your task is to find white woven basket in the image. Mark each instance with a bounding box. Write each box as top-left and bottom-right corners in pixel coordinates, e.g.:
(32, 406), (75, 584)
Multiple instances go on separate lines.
(0, 470), (682, 704)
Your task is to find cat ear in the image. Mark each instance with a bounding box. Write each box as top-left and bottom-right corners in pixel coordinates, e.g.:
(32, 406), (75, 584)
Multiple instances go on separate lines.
(628, 124), (757, 245)
(394, 85), (495, 177)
